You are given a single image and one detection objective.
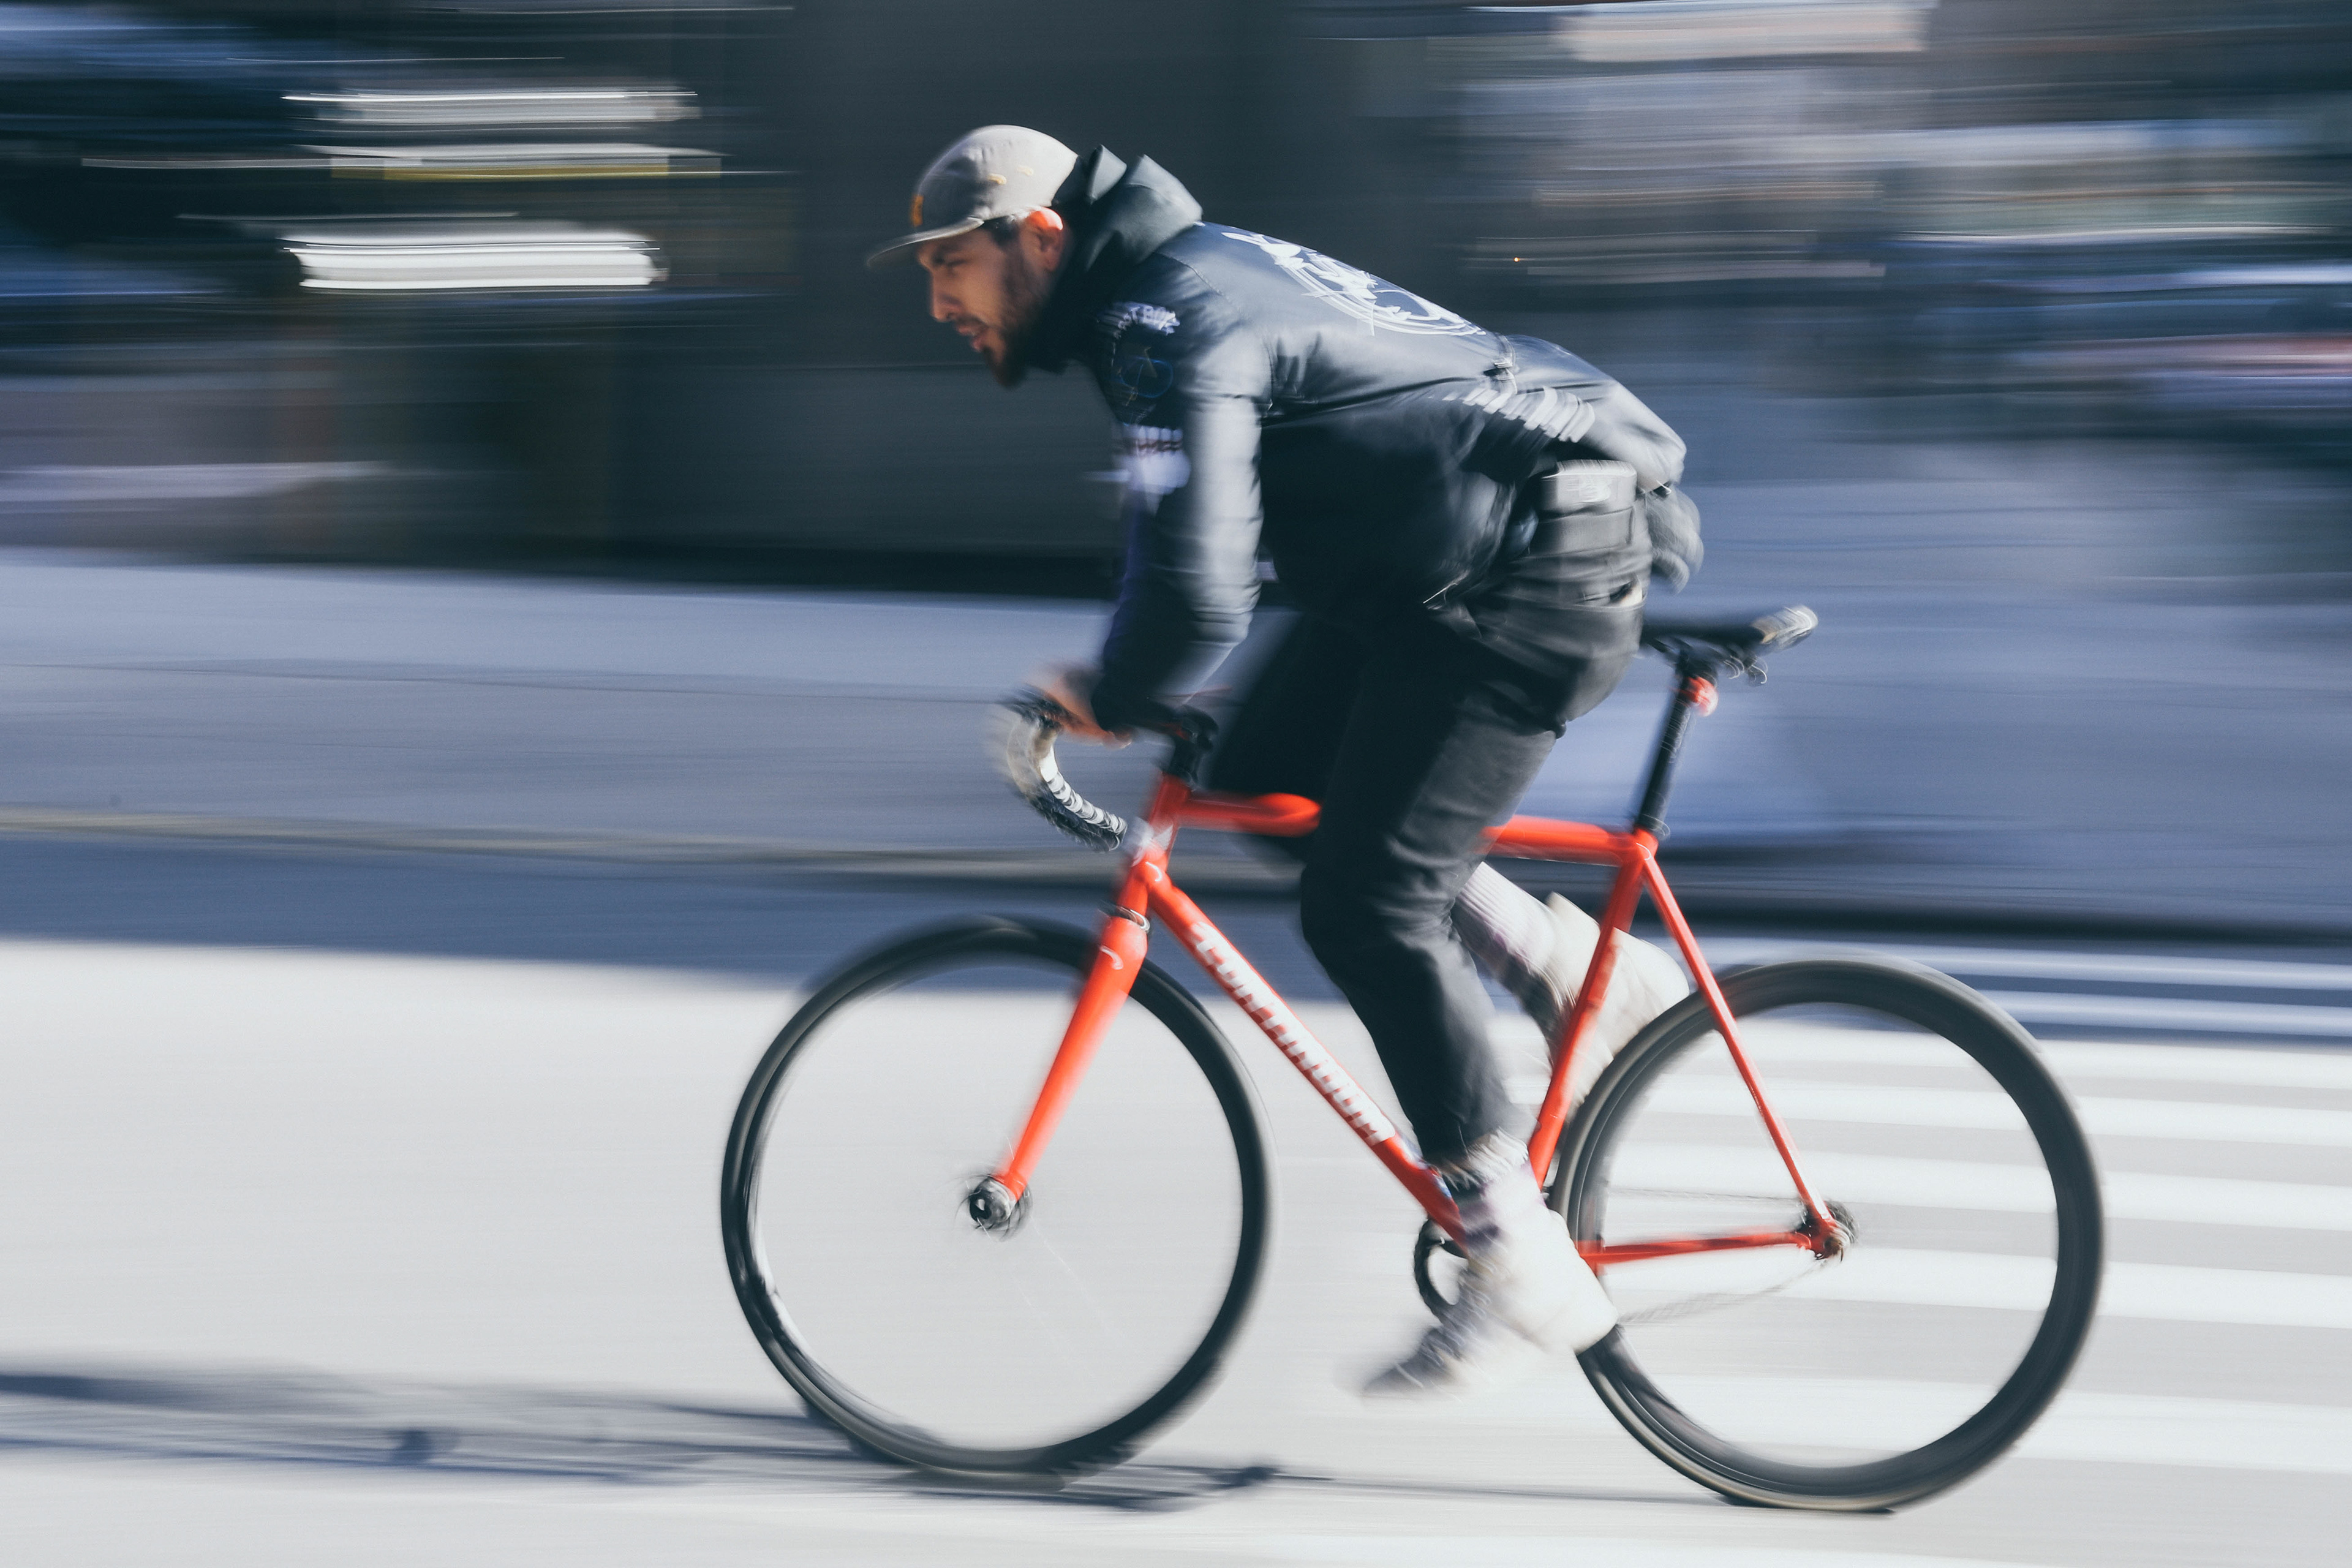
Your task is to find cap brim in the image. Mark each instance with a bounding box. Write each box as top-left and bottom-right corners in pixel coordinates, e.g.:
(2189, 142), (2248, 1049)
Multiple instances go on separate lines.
(864, 217), (985, 270)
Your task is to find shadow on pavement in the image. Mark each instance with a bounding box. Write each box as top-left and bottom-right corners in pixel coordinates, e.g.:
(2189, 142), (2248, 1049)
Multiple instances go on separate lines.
(0, 1361), (1702, 1513)
(0, 835), (1346, 998)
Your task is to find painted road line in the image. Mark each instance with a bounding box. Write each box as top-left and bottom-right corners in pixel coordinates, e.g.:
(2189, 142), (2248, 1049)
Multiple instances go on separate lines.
(1641, 1077), (2352, 1147)
(1608, 1143), (2352, 1232)
(2044, 1038), (2352, 1090)
(1459, 1380), (2352, 1480)
(1605, 1247), (2352, 1330)
(1707, 1023), (2352, 1093)
(1699, 940), (2352, 992)
(1982, 989), (2352, 1041)
(1259, 1540), (2071, 1568)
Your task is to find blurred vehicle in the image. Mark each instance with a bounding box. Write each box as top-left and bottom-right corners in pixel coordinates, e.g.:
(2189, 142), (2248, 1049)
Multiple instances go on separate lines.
(0, 0), (787, 556)
(2, 0), (2350, 572)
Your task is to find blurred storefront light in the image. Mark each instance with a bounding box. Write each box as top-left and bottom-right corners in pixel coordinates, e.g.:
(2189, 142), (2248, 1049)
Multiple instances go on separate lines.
(287, 88), (696, 129)
(306, 143), (718, 180)
(1555, 0), (1936, 62)
(281, 222), (664, 290)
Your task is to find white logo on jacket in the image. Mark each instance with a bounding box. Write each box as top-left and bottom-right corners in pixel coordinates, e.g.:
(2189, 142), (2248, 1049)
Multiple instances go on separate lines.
(1218, 230), (1482, 336)
(1099, 300), (1179, 336)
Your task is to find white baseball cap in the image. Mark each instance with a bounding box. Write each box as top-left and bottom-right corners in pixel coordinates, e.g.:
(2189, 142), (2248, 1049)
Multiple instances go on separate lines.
(866, 125), (1079, 269)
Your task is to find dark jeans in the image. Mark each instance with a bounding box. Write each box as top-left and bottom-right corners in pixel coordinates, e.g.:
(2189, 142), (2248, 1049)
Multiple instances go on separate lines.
(1207, 592), (1640, 1164)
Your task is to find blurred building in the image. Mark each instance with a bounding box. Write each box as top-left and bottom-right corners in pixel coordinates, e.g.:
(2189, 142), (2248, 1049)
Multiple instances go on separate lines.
(2, 0), (2348, 575)
(1420, 0), (2352, 450)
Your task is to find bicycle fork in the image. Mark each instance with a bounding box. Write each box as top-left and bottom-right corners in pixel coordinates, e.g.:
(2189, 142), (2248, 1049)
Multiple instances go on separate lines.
(973, 865), (1156, 1226)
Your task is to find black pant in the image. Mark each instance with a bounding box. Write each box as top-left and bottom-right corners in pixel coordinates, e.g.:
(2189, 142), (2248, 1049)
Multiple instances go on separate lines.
(1207, 589), (1640, 1165)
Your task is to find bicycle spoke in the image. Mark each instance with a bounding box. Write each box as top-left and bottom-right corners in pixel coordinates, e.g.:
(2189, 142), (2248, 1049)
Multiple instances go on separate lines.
(1562, 959), (2100, 1508)
(723, 921), (1269, 1474)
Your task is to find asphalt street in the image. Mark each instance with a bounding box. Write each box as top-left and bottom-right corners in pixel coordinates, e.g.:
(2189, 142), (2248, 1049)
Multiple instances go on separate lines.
(1, 556), (2348, 1564)
(2, 895), (2350, 1567)
(2, 540), (2351, 932)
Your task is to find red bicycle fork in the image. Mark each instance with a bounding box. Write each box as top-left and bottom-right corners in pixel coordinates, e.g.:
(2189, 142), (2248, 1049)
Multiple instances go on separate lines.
(988, 774), (1844, 1268)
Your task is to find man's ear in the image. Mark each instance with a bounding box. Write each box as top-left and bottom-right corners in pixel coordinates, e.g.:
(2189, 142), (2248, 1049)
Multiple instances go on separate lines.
(1023, 206), (1069, 269)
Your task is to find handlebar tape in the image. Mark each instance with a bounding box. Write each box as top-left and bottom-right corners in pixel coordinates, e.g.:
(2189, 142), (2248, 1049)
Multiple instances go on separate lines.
(995, 692), (1129, 853)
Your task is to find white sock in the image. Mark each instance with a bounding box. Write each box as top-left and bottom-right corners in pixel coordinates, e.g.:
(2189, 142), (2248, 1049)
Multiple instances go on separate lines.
(1439, 1131), (1548, 1258)
(1452, 864), (1557, 1023)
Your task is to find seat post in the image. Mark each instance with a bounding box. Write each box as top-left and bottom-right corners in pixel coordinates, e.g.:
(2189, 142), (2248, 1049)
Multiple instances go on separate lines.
(1630, 657), (1719, 836)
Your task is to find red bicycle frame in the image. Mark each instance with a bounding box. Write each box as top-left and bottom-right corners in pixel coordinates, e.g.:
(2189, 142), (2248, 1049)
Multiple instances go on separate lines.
(989, 672), (1843, 1270)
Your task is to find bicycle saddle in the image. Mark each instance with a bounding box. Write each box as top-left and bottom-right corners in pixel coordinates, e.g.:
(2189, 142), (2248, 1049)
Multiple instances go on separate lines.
(1640, 606), (1817, 674)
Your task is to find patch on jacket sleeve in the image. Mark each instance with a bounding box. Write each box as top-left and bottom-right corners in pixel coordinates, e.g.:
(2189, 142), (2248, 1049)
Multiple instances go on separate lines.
(1447, 380), (1597, 447)
(1099, 301), (1180, 336)
(1117, 424), (1190, 500)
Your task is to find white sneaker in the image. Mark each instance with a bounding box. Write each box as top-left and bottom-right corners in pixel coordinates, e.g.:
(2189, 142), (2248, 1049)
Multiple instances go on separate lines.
(1532, 895), (1690, 1102)
(1362, 1272), (1546, 1398)
(1363, 1136), (1616, 1398)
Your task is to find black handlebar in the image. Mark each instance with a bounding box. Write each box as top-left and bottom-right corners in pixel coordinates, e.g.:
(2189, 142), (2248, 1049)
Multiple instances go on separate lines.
(995, 693), (1220, 854)
(995, 691), (1129, 852)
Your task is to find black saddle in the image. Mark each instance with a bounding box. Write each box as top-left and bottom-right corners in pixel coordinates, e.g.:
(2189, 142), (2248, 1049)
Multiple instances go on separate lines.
(1641, 606), (1817, 673)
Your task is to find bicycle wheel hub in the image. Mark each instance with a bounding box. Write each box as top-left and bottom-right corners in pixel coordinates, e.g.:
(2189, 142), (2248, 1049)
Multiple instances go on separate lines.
(964, 1176), (1026, 1235)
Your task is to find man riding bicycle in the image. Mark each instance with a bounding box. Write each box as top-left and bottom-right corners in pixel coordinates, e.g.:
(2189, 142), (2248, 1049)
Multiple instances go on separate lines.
(871, 126), (1701, 1395)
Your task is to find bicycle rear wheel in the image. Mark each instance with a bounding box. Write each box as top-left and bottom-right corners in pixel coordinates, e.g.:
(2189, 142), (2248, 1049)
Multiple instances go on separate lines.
(1557, 958), (2101, 1510)
(721, 916), (1270, 1480)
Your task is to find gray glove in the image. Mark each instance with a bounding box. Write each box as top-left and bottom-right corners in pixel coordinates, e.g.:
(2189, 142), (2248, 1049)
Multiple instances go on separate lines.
(1640, 484), (1703, 590)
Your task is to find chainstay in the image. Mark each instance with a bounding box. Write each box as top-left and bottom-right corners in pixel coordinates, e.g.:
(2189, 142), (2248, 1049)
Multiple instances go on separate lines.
(1593, 1187), (1832, 1327)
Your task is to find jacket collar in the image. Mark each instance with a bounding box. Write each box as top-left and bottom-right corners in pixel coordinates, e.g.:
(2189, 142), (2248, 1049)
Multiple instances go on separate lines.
(1023, 147), (1202, 374)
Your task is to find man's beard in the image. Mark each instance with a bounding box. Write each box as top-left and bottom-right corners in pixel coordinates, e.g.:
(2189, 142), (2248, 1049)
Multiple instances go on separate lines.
(983, 244), (1051, 389)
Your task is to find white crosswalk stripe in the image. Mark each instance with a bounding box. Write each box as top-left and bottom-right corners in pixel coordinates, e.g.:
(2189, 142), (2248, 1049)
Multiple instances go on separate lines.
(1700, 938), (2352, 1045)
(1254, 1540), (2075, 1568)
(1525, 940), (2352, 1484)
(1986, 990), (2352, 1041)
(1639, 1076), (2352, 1147)
(1449, 1378), (2352, 1480)
(1611, 1143), (2352, 1231)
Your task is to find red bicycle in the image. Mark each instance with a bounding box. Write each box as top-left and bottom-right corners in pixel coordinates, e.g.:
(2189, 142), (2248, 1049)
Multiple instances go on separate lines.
(721, 608), (2102, 1510)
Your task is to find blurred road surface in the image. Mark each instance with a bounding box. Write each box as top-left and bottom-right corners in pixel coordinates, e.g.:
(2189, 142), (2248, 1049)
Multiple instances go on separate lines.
(1, 546), (2350, 932)
(1, 551), (2348, 1564)
(2, 916), (2350, 1567)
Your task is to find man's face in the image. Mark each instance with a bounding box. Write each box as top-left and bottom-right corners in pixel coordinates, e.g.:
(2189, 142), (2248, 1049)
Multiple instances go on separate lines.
(919, 221), (1059, 388)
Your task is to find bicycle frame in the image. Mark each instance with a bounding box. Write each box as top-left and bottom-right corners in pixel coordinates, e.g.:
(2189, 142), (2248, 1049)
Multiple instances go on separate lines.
(990, 667), (1844, 1270)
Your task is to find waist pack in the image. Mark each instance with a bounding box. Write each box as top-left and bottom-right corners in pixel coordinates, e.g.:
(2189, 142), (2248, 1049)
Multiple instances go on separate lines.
(1526, 461), (1638, 556)
(1520, 459), (1703, 590)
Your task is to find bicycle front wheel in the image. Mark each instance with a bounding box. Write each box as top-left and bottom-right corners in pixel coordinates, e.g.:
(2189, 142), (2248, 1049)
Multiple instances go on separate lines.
(721, 917), (1271, 1480)
(1558, 958), (2101, 1510)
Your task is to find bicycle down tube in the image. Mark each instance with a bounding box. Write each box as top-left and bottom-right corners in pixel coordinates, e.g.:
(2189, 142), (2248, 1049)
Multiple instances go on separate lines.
(990, 775), (1459, 1232)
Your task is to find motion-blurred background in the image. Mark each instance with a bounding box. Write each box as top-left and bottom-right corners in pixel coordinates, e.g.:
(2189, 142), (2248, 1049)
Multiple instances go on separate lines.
(6, 10), (2352, 1564)
(4, 0), (2351, 926)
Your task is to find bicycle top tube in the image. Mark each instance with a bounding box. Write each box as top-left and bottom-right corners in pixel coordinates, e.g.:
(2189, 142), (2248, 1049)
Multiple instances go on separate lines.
(1170, 786), (1639, 867)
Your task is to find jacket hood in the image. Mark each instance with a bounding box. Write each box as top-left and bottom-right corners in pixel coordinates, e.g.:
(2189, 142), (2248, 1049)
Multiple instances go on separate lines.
(1023, 147), (1202, 375)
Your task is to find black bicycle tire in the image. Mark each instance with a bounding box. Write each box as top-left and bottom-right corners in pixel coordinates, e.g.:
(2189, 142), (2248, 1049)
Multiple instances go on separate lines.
(720, 916), (1273, 1480)
(1556, 957), (2103, 1511)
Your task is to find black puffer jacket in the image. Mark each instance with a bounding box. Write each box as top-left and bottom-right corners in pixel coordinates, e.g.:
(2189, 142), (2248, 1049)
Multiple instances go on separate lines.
(1025, 148), (1696, 732)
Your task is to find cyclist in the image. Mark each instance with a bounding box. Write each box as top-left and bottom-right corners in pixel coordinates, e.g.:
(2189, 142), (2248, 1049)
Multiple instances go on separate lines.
(870, 126), (1699, 1395)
